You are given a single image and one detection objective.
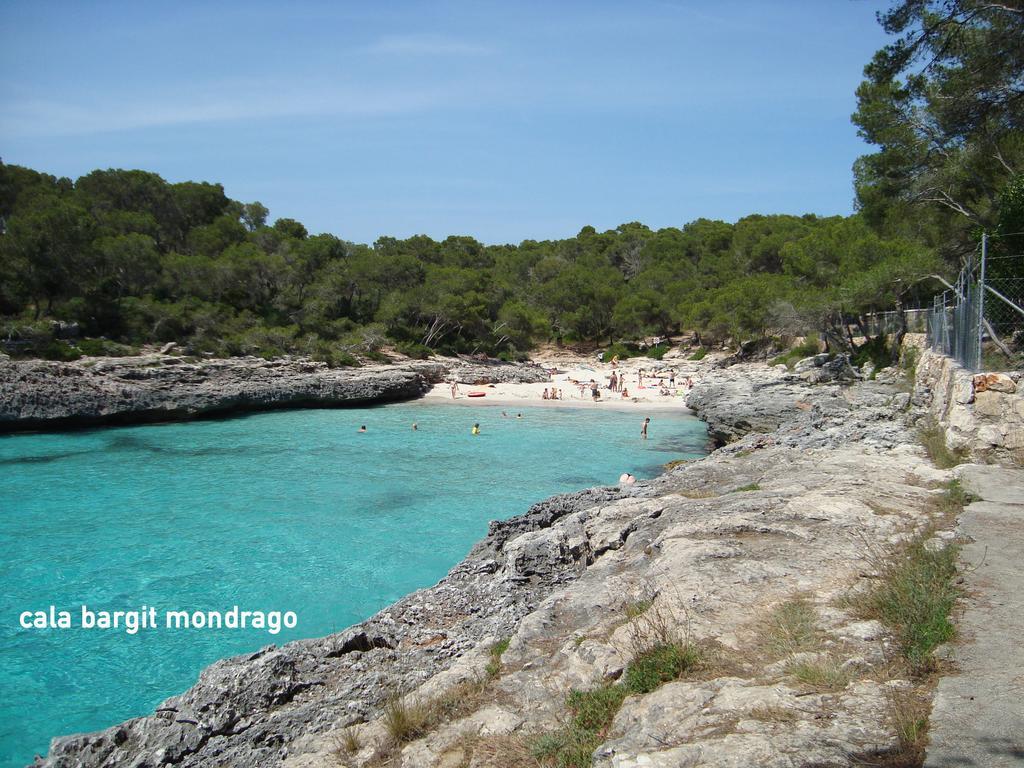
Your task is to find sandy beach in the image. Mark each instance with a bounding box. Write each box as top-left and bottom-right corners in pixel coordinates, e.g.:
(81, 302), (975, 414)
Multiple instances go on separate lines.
(424, 349), (706, 412)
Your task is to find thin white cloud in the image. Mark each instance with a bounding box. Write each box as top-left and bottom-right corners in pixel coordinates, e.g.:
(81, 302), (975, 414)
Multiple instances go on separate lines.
(0, 84), (447, 138)
(366, 34), (494, 57)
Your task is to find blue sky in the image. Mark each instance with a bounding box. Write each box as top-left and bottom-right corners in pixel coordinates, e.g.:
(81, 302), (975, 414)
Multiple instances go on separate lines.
(0, 1), (891, 244)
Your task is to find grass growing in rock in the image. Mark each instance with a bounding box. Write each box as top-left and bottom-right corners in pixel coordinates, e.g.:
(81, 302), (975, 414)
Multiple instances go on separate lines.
(853, 531), (959, 675)
(622, 599), (652, 620)
(733, 482), (762, 492)
(625, 641), (703, 694)
(532, 603), (704, 767)
(764, 597), (819, 656)
(928, 479), (977, 524)
(381, 696), (432, 747)
(786, 656), (852, 691)
(918, 420), (969, 469)
(330, 725), (362, 763)
(532, 645), (704, 768)
(371, 676), (494, 763)
(486, 637), (511, 679)
(889, 686), (930, 766)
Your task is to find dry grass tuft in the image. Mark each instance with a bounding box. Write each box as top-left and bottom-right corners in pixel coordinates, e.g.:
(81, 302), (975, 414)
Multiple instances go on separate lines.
(763, 597), (820, 657)
(787, 655), (853, 691)
(469, 734), (543, 768)
(381, 695), (432, 746)
(747, 705), (798, 723)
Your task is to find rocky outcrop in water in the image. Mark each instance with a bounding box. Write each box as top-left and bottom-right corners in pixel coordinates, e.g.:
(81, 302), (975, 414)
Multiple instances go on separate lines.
(0, 354), (548, 432)
(34, 359), (956, 768)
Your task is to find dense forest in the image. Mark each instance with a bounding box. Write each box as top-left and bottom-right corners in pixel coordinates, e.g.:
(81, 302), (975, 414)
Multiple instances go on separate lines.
(1, 0), (1020, 366)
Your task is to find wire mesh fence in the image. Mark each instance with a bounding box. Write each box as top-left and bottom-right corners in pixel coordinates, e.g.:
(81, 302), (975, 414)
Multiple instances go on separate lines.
(863, 308), (929, 337)
(926, 235), (1024, 372)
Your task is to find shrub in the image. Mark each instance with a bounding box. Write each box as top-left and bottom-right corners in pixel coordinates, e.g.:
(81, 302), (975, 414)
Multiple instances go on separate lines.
(792, 333), (821, 358)
(851, 334), (891, 370)
(42, 340), (82, 361)
(363, 348), (391, 363)
(396, 341), (433, 359)
(310, 344), (360, 368)
(771, 333), (823, 369)
(689, 347), (708, 361)
(644, 344), (669, 360)
(75, 338), (138, 357)
(497, 349), (530, 363)
(601, 343), (634, 363)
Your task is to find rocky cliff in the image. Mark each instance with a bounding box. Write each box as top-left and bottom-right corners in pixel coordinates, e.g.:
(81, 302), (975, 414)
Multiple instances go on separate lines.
(0, 354), (548, 432)
(34, 361), (956, 768)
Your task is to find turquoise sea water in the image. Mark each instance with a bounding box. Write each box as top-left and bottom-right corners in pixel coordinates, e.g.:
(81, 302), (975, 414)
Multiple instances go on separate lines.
(0, 402), (707, 766)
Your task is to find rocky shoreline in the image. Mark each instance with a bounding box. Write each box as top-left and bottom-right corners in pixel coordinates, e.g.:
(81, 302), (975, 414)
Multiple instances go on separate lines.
(0, 354), (550, 433)
(32, 355), (959, 768)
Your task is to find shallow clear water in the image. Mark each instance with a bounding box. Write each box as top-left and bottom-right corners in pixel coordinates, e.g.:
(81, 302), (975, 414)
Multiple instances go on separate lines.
(0, 402), (707, 766)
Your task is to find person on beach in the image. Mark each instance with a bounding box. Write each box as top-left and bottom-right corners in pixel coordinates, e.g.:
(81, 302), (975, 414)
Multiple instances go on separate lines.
(641, 417), (650, 439)
(609, 372), (618, 392)
(591, 383), (601, 401)
(450, 380), (459, 399)
(669, 370), (676, 387)
(472, 423), (480, 435)
(621, 388), (629, 398)
(358, 425), (367, 433)
(542, 387), (550, 400)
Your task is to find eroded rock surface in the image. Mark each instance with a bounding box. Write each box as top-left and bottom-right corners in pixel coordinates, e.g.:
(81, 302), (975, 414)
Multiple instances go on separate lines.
(36, 363), (951, 768)
(0, 355), (547, 432)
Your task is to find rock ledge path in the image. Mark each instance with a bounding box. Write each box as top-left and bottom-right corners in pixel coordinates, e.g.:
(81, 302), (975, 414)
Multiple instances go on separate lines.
(925, 464), (1024, 767)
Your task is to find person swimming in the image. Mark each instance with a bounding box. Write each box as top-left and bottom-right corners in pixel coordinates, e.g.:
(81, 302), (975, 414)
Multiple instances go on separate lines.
(472, 423), (480, 435)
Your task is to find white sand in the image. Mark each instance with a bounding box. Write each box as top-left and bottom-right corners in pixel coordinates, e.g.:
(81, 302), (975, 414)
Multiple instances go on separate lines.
(424, 351), (704, 413)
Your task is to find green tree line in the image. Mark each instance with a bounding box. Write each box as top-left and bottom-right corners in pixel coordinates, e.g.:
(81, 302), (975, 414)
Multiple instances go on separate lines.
(0, 162), (943, 363)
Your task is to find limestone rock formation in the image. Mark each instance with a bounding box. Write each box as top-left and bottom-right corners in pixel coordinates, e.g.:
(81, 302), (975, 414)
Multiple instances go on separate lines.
(35, 362), (954, 768)
(0, 355), (548, 432)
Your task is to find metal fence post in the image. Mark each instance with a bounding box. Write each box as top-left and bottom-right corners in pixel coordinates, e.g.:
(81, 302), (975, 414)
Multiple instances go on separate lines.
(978, 232), (987, 371)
